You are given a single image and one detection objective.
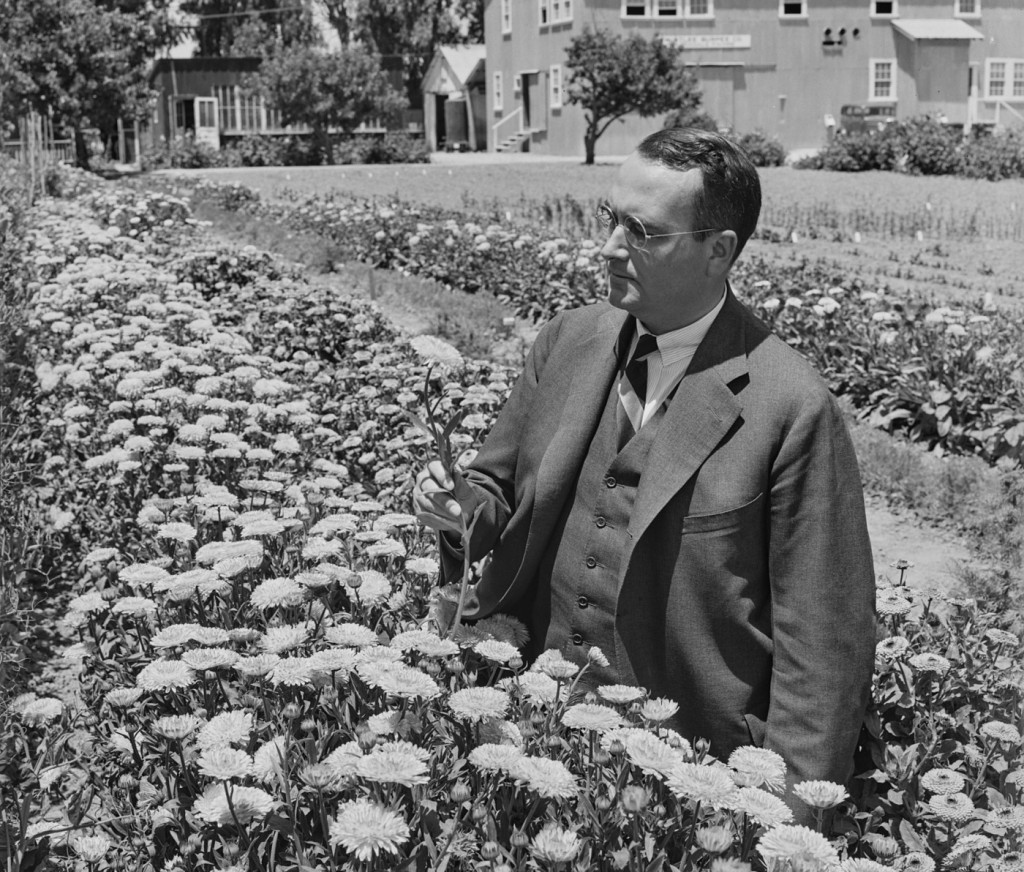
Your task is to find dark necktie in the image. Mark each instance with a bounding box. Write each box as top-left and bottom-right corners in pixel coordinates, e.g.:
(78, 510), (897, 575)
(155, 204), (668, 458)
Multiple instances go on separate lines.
(618, 333), (658, 447)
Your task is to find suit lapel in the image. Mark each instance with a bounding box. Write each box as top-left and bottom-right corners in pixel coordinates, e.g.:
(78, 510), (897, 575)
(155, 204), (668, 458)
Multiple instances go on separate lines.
(624, 292), (749, 561)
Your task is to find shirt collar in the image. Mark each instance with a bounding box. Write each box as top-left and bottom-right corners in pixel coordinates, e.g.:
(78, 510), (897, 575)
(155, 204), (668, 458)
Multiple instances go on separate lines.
(637, 289), (728, 365)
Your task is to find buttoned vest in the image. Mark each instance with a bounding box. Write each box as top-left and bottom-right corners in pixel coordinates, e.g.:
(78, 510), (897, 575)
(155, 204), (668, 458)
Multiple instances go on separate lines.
(517, 370), (667, 688)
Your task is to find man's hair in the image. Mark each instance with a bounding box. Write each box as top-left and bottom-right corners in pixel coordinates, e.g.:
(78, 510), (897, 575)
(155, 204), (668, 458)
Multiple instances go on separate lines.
(635, 127), (762, 263)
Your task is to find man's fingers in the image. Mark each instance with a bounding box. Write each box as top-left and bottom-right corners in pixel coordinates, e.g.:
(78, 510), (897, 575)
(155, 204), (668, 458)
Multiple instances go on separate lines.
(427, 459), (454, 490)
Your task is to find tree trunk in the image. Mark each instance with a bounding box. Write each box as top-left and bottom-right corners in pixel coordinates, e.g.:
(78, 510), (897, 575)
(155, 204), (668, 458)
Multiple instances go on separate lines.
(584, 133), (596, 165)
(74, 126), (91, 171)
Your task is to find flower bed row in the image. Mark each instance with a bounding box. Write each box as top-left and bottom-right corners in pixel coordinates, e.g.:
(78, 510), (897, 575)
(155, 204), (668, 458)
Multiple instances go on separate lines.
(3, 170), (1023, 872)
(156, 177), (1024, 468)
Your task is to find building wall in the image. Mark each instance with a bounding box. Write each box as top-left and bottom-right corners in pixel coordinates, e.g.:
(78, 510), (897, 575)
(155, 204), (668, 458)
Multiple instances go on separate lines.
(484, 0), (1024, 156)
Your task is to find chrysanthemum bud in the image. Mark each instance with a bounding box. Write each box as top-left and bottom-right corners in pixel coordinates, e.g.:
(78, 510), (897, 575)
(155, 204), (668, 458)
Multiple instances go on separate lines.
(282, 703), (301, 719)
(546, 735), (562, 750)
(695, 826), (733, 854)
(451, 782), (471, 802)
(620, 785), (649, 813)
(596, 796), (613, 811)
(447, 660), (464, 675)
(609, 739), (625, 755)
(509, 655), (524, 670)
(471, 804), (487, 821)
(481, 841), (501, 861)
(694, 737), (711, 755)
(118, 774), (139, 790)
(358, 730), (378, 750)
(511, 830), (530, 849)
(593, 748), (612, 765)
(300, 718), (316, 733)
(424, 660), (442, 675)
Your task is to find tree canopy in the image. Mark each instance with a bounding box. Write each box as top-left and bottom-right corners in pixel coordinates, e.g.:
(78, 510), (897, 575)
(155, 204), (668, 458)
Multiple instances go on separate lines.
(565, 27), (702, 165)
(253, 44), (406, 164)
(179, 0), (321, 57)
(0, 0), (172, 167)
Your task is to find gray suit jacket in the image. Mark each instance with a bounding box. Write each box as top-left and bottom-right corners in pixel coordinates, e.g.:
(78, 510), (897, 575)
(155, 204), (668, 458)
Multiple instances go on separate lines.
(447, 291), (876, 796)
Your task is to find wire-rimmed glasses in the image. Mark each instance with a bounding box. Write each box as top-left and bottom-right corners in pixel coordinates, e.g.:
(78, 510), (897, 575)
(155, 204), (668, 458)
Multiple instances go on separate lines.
(595, 203), (717, 251)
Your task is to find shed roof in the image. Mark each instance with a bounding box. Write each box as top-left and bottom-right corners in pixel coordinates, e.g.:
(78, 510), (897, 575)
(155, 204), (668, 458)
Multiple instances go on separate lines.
(891, 19), (984, 40)
(439, 44), (485, 85)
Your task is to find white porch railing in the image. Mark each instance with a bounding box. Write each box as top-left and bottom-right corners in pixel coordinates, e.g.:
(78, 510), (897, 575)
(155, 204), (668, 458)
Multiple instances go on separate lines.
(491, 108), (524, 149)
(994, 101), (1024, 127)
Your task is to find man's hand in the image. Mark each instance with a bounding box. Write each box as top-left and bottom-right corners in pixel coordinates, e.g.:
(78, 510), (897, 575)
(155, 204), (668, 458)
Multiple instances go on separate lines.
(413, 460), (464, 530)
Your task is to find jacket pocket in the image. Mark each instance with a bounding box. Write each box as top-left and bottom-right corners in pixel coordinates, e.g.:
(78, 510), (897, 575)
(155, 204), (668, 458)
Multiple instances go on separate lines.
(681, 491), (765, 534)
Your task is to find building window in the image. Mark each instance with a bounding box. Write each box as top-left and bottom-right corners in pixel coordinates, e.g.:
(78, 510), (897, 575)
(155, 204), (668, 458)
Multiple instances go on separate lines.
(621, 0), (711, 16)
(548, 0), (572, 21)
(514, 73), (522, 94)
(986, 59), (1024, 100)
(954, 0), (980, 17)
(871, 0), (896, 15)
(870, 59), (896, 100)
(550, 64), (563, 109)
(212, 85), (238, 131)
(501, 0), (511, 33)
(493, 72), (503, 112)
(779, 0), (806, 15)
(539, 0), (549, 25)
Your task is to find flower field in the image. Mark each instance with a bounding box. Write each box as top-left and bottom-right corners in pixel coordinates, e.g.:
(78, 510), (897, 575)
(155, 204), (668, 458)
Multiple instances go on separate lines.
(1, 167), (1023, 872)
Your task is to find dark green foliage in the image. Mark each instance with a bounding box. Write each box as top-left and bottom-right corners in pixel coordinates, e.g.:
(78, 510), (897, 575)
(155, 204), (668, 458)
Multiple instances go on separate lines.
(732, 130), (788, 168)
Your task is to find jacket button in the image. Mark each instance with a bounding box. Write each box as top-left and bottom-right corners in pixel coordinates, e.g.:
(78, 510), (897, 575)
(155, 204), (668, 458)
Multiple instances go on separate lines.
(571, 633), (583, 646)
(595, 517), (606, 528)
(577, 595), (589, 609)
(585, 556), (597, 568)
(605, 475), (617, 488)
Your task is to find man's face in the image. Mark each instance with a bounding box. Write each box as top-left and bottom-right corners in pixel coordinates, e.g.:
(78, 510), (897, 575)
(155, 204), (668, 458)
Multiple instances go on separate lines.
(600, 154), (722, 335)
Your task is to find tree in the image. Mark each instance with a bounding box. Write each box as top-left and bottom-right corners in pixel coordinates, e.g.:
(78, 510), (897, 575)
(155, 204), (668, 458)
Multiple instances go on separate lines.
(252, 45), (406, 164)
(565, 28), (702, 165)
(0, 0), (166, 168)
(180, 0), (320, 57)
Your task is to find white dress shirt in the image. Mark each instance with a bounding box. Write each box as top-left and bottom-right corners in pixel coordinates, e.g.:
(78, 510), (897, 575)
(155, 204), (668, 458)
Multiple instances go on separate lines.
(618, 290), (728, 431)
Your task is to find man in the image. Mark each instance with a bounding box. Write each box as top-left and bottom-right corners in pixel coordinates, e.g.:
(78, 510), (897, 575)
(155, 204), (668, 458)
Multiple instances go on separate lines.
(414, 128), (875, 807)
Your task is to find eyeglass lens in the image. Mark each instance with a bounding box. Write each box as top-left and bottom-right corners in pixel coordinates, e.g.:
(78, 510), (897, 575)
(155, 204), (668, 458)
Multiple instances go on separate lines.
(597, 206), (648, 249)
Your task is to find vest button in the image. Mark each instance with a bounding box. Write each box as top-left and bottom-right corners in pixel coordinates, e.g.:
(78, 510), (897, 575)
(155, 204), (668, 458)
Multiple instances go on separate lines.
(577, 595), (589, 609)
(571, 633), (583, 646)
(585, 556), (597, 568)
(605, 475), (617, 488)
(595, 516), (607, 528)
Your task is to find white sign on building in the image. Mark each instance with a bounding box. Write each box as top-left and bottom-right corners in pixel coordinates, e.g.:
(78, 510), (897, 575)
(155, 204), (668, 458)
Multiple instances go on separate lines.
(662, 34), (752, 50)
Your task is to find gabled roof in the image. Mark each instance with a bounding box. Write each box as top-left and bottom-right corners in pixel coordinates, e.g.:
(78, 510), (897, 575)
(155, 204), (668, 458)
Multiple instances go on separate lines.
(891, 19), (984, 40)
(439, 44), (486, 85)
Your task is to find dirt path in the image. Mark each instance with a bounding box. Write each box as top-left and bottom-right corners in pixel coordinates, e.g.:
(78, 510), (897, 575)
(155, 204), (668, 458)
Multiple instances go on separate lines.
(864, 497), (973, 595)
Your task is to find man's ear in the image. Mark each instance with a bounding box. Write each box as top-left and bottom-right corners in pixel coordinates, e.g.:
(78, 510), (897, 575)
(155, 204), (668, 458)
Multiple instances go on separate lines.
(707, 230), (738, 277)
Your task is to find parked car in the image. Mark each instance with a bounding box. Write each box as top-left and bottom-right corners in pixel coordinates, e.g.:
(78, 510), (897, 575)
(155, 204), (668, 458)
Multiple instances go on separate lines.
(839, 104), (897, 134)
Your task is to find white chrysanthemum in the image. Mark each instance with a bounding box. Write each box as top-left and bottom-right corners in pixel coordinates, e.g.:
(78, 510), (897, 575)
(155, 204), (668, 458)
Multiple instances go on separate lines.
(561, 703), (624, 732)
(876, 588), (914, 617)
(640, 697), (679, 722)
(909, 652), (952, 675)
(474, 613), (530, 647)
(241, 518), (287, 539)
(197, 710), (254, 750)
(366, 538), (406, 560)
(252, 735), (290, 783)
(195, 539), (263, 566)
(404, 557), (439, 577)
(529, 823), (581, 864)
(324, 741), (364, 778)
(512, 756), (577, 799)
(841, 859), (890, 872)
(235, 654), (281, 678)
(666, 763), (739, 809)
(597, 684), (647, 705)
(356, 745), (429, 787)
(302, 536), (344, 560)
(729, 746), (787, 793)
(193, 784), (275, 825)
(409, 334), (464, 369)
(367, 710), (402, 736)
(469, 743), (525, 774)
(181, 648), (239, 671)
(119, 563), (174, 589)
(733, 787), (794, 827)
(71, 834), (112, 863)
(68, 592), (109, 615)
(308, 648), (359, 679)
(152, 714), (204, 740)
(261, 624), (311, 655)
(17, 697), (64, 725)
(875, 636), (911, 662)
(197, 747), (255, 781)
(928, 792), (976, 821)
(367, 663), (442, 700)
(473, 639), (520, 664)
(622, 731), (683, 780)
(350, 570), (392, 606)
(516, 671), (559, 704)
(898, 852), (936, 872)
(111, 596), (157, 618)
(269, 657), (316, 687)
(946, 835), (993, 865)
(329, 799), (410, 861)
(448, 687), (510, 723)
(325, 624), (381, 650)
(157, 522), (197, 542)
(390, 629), (460, 658)
(135, 659), (196, 692)
(757, 825), (839, 868)
(920, 768), (966, 795)
(792, 780), (848, 809)
(981, 721), (1022, 744)
(104, 687), (144, 708)
(532, 650), (578, 680)
(193, 626), (232, 646)
(150, 623), (200, 648)
(250, 576), (306, 610)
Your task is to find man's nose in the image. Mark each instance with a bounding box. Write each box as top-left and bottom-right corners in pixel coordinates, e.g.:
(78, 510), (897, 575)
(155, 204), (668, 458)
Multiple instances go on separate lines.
(600, 226), (629, 260)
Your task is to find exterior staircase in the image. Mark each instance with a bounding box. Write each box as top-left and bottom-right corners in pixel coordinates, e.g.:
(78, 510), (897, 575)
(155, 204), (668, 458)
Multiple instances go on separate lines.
(495, 130), (530, 152)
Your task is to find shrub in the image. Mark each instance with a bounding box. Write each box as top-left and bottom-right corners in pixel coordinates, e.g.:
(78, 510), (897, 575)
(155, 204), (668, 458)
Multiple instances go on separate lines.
(663, 108), (720, 133)
(140, 135), (223, 170)
(811, 132), (887, 172)
(733, 130), (787, 167)
(959, 128), (1024, 181)
(880, 117), (962, 176)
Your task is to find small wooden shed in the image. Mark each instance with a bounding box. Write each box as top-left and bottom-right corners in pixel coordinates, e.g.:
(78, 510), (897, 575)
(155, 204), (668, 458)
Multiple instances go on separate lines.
(422, 45), (486, 151)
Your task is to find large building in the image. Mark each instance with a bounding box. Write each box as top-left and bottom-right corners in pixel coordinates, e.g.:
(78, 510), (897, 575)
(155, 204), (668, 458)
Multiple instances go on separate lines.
(484, 0), (1024, 157)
